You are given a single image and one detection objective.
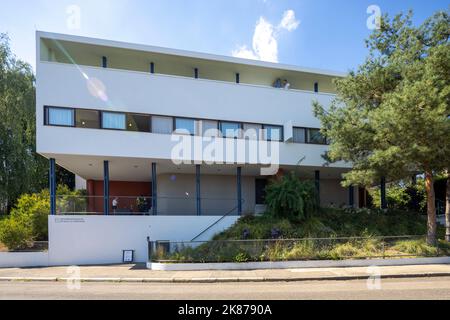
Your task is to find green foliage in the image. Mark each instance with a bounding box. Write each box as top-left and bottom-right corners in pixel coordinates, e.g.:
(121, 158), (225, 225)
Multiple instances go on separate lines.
(392, 239), (438, 257)
(0, 186), (86, 250)
(0, 216), (33, 251)
(313, 10), (450, 245)
(265, 172), (318, 220)
(0, 33), (48, 214)
(369, 180), (427, 213)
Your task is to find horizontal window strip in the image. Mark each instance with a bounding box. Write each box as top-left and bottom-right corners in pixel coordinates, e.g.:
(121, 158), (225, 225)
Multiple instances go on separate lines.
(43, 105), (329, 145)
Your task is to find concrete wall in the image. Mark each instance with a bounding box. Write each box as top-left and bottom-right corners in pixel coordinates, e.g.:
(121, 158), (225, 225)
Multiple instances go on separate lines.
(0, 252), (49, 268)
(321, 179), (356, 207)
(48, 215), (239, 266)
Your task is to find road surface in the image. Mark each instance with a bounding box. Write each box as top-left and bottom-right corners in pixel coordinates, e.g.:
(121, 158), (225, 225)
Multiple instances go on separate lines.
(1, 276), (450, 300)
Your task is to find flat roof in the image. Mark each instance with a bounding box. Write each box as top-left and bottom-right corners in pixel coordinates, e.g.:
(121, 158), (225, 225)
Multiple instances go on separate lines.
(37, 31), (346, 78)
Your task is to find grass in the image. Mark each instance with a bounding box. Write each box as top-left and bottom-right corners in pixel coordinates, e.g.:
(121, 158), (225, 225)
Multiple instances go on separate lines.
(152, 208), (450, 263)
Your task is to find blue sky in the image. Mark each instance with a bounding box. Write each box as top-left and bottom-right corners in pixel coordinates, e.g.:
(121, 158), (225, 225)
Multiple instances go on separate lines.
(0, 0), (448, 72)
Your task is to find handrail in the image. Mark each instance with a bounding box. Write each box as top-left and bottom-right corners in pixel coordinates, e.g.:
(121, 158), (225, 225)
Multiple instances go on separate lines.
(191, 200), (245, 242)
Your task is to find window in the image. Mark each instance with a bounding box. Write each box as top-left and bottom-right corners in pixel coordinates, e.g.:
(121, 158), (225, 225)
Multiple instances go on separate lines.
(76, 109), (100, 129)
(264, 125), (283, 141)
(307, 129), (327, 144)
(102, 112), (126, 130)
(174, 118), (196, 135)
(243, 123), (262, 140)
(220, 122), (241, 138)
(152, 116), (173, 134)
(293, 127), (306, 143)
(201, 120), (219, 137)
(127, 114), (150, 132)
(47, 107), (74, 126)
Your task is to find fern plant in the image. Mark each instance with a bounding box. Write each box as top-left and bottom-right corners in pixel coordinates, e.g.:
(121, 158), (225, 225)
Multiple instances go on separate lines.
(265, 172), (319, 220)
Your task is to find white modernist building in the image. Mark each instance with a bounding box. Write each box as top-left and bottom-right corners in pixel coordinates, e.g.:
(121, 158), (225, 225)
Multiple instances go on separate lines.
(36, 31), (361, 265)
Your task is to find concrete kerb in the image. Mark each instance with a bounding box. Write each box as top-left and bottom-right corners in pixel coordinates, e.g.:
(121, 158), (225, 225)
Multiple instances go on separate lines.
(1, 272), (450, 284)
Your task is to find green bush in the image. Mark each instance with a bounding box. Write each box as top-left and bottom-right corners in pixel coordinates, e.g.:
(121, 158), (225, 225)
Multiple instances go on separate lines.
(369, 181), (426, 213)
(0, 186), (87, 250)
(392, 239), (438, 257)
(10, 190), (50, 241)
(0, 217), (33, 251)
(265, 172), (318, 220)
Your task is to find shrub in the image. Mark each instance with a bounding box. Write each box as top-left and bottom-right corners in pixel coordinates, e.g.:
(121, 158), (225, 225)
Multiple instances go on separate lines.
(0, 217), (33, 251)
(265, 172), (318, 220)
(10, 190), (50, 241)
(392, 239), (438, 257)
(369, 181), (426, 213)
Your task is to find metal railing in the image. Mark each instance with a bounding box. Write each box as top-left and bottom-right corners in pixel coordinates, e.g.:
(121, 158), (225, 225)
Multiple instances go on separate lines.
(148, 235), (446, 264)
(55, 195), (244, 216)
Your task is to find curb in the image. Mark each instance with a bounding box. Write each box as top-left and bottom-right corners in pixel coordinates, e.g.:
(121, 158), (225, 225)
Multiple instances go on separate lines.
(1, 272), (450, 283)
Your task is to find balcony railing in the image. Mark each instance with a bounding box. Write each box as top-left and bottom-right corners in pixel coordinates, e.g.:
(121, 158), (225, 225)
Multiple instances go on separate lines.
(55, 195), (244, 216)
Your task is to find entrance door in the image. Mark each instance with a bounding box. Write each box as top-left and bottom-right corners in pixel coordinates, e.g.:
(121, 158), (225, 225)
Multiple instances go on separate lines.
(255, 179), (268, 205)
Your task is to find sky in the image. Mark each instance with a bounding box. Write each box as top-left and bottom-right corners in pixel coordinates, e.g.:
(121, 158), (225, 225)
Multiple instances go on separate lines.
(0, 0), (448, 72)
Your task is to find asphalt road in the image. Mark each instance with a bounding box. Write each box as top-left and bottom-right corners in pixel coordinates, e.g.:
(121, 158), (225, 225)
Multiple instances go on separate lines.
(1, 276), (450, 300)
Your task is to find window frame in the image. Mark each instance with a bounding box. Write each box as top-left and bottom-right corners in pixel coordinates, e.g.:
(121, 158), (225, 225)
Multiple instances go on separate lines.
(44, 106), (75, 127)
(262, 124), (284, 142)
(219, 121), (243, 139)
(306, 128), (328, 145)
(173, 117), (197, 136)
(101, 111), (127, 131)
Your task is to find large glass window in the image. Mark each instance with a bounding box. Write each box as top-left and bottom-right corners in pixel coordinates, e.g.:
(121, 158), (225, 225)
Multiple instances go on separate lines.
(307, 129), (327, 144)
(47, 107), (74, 126)
(174, 118), (196, 135)
(127, 114), (150, 132)
(220, 122), (241, 138)
(201, 120), (219, 137)
(102, 112), (126, 130)
(243, 123), (262, 140)
(264, 125), (283, 141)
(76, 109), (100, 129)
(293, 127), (306, 143)
(152, 116), (173, 134)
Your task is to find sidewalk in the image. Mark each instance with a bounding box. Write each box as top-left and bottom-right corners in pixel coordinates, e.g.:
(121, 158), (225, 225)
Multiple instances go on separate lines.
(1, 264), (450, 283)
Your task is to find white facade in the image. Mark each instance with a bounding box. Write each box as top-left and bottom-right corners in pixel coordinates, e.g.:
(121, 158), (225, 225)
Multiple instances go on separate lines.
(35, 32), (357, 264)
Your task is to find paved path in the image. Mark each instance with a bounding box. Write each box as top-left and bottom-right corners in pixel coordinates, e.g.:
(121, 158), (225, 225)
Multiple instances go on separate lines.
(1, 264), (450, 283)
(1, 277), (450, 300)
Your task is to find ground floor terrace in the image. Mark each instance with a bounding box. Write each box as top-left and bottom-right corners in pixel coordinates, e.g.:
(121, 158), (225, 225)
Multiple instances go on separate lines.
(48, 155), (367, 217)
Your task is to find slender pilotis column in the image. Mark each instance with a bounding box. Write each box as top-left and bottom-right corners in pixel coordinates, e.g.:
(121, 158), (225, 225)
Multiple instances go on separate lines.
(103, 161), (109, 215)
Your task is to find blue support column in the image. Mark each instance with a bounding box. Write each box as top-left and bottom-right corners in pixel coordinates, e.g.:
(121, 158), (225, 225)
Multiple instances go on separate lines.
(152, 163), (157, 216)
(314, 170), (320, 204)
(237, 167), (242, 216)
(103, 161), (109, 216)
(196, 165), (201, 216)
(49, 158), (56, 216)
(102, 56), (108, 68)
(380, 177), (387, 209)
(349, 185), (355, 208)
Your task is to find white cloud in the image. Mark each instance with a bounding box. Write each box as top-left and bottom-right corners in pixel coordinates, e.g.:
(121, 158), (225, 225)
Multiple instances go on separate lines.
(279, 10), (300, 32)
(231, 45), (259, 60)
(232, 10), (300, 63)
(252, 17), (278, 63)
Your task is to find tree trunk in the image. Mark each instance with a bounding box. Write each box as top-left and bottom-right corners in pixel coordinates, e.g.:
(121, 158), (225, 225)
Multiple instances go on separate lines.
(425, 170), (437, 246)
(445, 169), (450, 242)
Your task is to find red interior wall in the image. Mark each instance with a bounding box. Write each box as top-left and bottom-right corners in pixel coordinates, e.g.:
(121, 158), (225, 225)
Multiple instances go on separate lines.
(87, 180), (151, 213)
